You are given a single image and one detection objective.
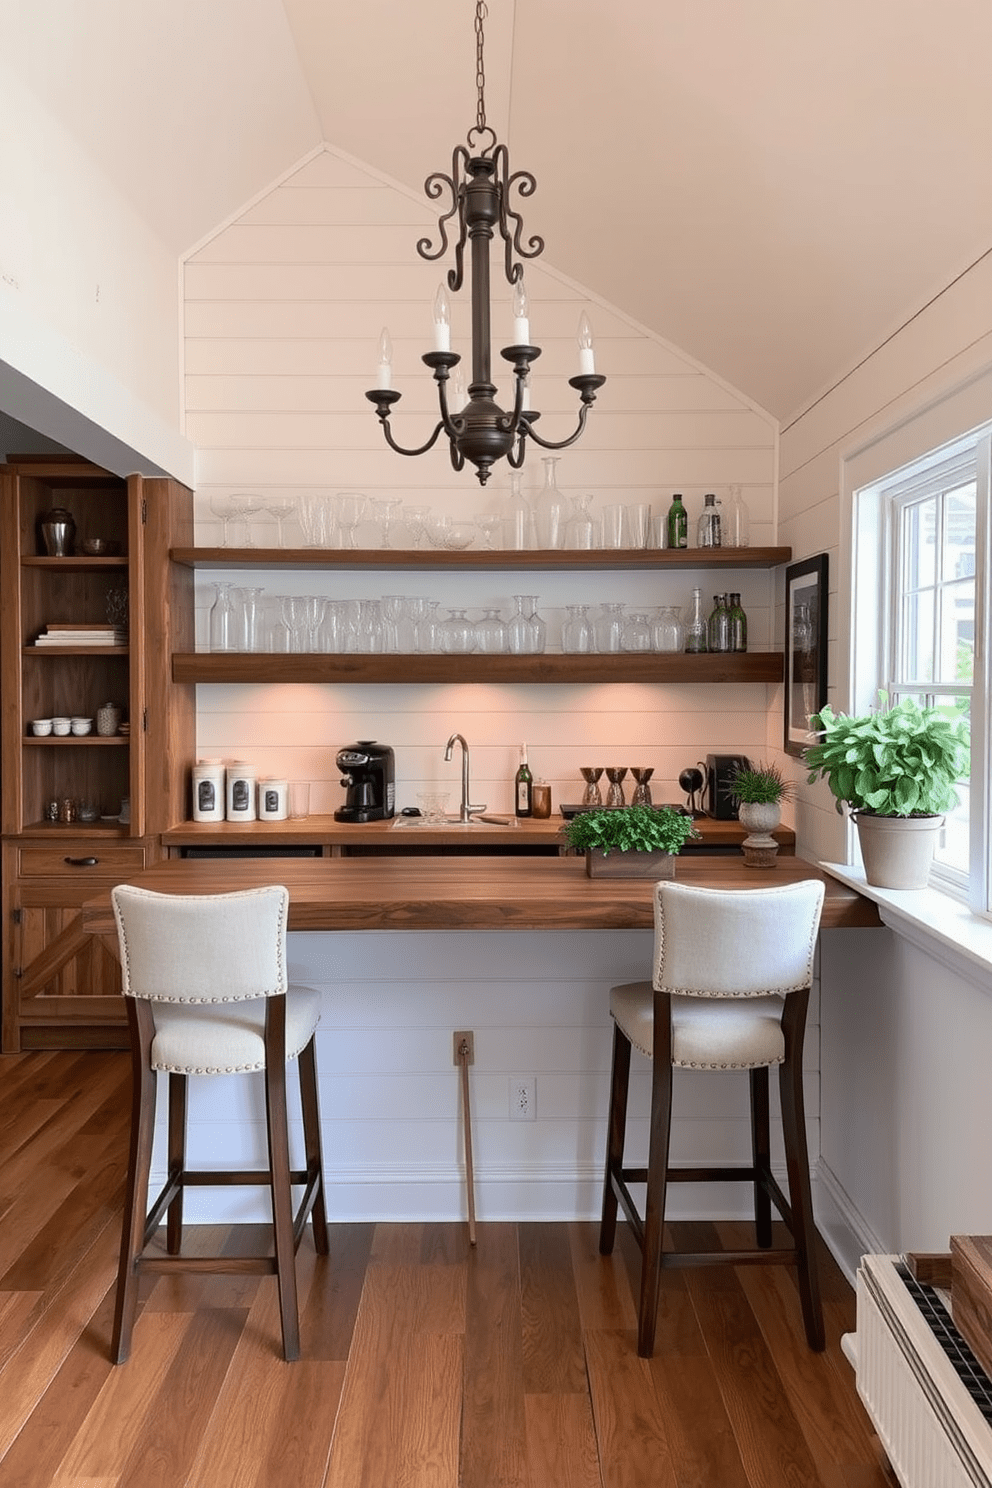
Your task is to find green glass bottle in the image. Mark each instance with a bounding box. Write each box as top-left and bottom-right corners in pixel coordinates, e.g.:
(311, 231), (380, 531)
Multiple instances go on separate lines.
(666, 493), (688, 549)
(515, 743), (533, 818)
(729, 592), (748, 652)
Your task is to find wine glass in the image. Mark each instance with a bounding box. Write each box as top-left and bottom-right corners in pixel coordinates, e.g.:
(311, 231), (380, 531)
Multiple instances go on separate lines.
(474, 513), (503, 550)
(402, 505), (431, 549)
(335, 492), (368, 549)
(372, 498), (403, 549)
(229, 491), (264, 547)
(265, 496), (296, 548)
(209, 494), (235, 548)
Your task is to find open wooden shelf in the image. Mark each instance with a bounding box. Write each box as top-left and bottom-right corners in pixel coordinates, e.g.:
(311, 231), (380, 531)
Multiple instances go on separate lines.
(172, 651), (785, 685)
(170, 545), (792, 573)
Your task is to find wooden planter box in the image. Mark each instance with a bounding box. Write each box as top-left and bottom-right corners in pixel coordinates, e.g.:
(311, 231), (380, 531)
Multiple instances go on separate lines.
(585, 849), (676, 879)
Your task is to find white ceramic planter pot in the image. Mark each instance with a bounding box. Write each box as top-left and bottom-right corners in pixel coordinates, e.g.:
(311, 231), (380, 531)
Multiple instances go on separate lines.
(854, 811), (943, 889)
(737, 801), (782, 868)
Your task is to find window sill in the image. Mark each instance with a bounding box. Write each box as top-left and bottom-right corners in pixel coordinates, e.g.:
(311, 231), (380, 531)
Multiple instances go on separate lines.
(821, 862), (992, 993)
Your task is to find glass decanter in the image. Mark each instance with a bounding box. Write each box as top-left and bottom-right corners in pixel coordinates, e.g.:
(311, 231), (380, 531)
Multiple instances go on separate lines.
(533, 455), (565, 550)
(651, 606), (684, 653)
(208, 581), (236, 652)
(622, 610), (653, 652)
(595, 602), (626, 654)
(684, 587), (708, 654)
(439, 607), (475, 653)
(474, 607), (507, 653)
(564, 493), (596, 550)
(561, 604), (595, 653)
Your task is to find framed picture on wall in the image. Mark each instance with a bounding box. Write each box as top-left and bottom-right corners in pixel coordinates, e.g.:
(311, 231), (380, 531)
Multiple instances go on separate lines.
(784, 554), (829, 757)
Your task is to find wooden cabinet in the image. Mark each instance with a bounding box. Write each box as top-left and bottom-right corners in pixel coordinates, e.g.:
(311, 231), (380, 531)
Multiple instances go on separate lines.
(170, 544), (791, 685)
(1, 456), (195, 1050)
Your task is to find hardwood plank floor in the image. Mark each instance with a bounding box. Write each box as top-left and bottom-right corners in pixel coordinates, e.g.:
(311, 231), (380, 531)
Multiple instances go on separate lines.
(0, 1050), (895, 1487)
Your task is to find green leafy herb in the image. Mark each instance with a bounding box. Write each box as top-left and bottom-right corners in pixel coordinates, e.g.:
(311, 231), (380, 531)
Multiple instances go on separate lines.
(563, 805), (699, 856)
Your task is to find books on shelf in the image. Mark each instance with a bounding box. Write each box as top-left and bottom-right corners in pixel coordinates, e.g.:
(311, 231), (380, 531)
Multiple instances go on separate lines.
(33, 622), (128, 647)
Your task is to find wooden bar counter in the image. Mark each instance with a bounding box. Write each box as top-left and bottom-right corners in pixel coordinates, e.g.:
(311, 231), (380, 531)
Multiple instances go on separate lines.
(80, 852), (881, 938)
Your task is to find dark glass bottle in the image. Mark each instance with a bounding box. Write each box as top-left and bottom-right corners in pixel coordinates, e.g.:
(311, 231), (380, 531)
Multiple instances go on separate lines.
(515, 743), (533, 818)
(729, 592), (748, 652)
(707, 594), (731, 653)
(666, 493), (688, 549)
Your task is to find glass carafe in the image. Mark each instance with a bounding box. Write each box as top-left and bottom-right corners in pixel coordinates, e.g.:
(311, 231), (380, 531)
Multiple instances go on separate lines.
(652, 605), (684, 653)
(561, 604), (595, 653)
(208, 581), (237, 652)
(622, 610), (653, 652)
(524, 595), (547, 654)
(564, 493), (596, 550)
(474, 607), (508, 653)
(439, 607), (475, 653)
(533, 456), (565, 550)
(684, 587), (708, 654)
(595, 602), (626, 654)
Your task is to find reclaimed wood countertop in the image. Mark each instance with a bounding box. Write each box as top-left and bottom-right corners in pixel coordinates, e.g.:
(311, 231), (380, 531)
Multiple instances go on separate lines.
(81, 853), (880, 937)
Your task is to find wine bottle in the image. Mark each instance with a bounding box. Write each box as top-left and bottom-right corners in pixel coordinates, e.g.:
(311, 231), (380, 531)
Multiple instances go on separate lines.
(515, 743), (533, 817)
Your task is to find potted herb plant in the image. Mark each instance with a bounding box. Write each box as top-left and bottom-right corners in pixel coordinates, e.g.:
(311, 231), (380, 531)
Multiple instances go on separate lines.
(726, 760), (796, 868)
(803, 693), (970, 888)
(563, 804), (699, 878)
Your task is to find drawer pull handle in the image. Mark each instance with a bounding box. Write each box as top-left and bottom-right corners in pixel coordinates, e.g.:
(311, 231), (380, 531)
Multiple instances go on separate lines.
(64, 856), (99, 867)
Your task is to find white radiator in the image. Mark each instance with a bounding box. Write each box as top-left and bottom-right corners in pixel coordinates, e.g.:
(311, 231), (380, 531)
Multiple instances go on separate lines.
(849, 1254), (992, 1488)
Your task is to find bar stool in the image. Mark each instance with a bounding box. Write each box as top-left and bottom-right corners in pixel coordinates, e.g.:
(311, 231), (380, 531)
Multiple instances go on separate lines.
(600, 878), (826, 1357)
(110, 883), (328, 1363)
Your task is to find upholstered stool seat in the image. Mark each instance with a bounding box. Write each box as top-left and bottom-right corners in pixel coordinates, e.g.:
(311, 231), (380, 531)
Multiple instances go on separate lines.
(600, 878), (826, 1358)
(110, 883), (329, 1365)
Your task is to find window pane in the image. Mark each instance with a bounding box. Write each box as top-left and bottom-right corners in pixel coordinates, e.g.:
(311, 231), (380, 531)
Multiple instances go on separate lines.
(900, 590), (934, 682)
(903, 497), (937, 589)
(932, 692), (971, 876)
(938, 578), (974, 685)
(942, 483), (976, 582)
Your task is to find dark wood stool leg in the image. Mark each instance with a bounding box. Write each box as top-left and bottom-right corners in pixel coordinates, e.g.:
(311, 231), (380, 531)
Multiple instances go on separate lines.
(112, 1000), (157, 1364)
(166, 1072), (187, 1254)
(264, 998), (300, 1362)
(298, 1036), (328, 1254)
(780, 992), (824, 1351)
(750, 1066), (773, 1247)
(599, 1021), (631, 1256)
(637, 1046), (673, 1358)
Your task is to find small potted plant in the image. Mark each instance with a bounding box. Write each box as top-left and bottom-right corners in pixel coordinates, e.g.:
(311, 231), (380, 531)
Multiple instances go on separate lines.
(563, 804), (699, 878)
(803, 693), (970, 888)
(726, 760), (796, 868)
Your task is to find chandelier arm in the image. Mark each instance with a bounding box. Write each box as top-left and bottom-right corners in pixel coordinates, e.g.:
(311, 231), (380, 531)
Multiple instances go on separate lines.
(364, 392), (449, 458)
(520, 375), (607, 452)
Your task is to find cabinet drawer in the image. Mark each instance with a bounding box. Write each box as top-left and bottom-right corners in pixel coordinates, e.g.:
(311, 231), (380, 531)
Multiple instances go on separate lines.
(17, 843), (151, 878)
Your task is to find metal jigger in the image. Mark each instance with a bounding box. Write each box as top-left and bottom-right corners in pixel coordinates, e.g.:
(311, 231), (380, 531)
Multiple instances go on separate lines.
(605, 766), (628, 808)
(579, 766), (604, 807)
(630, 767), (654, 806)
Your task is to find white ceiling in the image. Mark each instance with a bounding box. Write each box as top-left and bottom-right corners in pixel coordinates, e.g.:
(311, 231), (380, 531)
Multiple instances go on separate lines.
(9, 0), (992, 421)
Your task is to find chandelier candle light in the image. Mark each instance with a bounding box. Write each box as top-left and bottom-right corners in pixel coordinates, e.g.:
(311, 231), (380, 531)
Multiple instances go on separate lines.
(365, 0), (606, 485)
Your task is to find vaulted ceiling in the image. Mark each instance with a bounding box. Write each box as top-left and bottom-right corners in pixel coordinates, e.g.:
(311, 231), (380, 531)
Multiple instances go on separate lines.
(8, 0), (992, 422)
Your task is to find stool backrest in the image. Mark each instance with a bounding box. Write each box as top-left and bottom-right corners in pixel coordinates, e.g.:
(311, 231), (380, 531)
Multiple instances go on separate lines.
(111, 884), (289, 1003)
(652, 880), (824, 998)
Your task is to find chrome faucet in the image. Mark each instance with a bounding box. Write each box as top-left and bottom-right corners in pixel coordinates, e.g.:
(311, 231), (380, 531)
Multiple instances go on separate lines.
(444, 733), (487, 822)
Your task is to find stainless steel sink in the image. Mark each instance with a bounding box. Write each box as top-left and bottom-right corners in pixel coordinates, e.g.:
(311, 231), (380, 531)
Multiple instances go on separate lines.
(391, 815), (519, 829)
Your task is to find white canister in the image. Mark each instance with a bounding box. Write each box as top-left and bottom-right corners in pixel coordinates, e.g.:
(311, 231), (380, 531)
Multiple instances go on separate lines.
(258, 778), (288, 821)
(192, 759), (225, 823)
(225, 761), (258, 821)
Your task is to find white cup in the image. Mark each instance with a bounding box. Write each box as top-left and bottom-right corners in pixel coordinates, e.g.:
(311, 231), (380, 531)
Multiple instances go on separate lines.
(288, 781), (311, 819)
(71, 717), (93, 736)
(52, 717), (71, 736)
(30, 718), (53, 736)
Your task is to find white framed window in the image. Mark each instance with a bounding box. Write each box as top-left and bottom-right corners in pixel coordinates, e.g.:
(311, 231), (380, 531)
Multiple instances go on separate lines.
(856, 429), (990, 910)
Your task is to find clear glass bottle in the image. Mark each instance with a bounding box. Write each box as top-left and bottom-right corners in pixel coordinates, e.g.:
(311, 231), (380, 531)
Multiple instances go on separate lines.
(208, 581), (236, 652)
(533, 455), (565, 550)
(505, 469), (536, 550)
(728, 592), (748, 652)
(561, 604), (595, 653)
(524, 595), (547, 654)
(439, 607), (475, 653)
(697, 493), (722, 548)
(725, 484), (750, 548)
(474, 607), (507, 654)
(507, 595), (532, 655)
(666, 493), (688, 549)
(707, 594), (731, 653)
(684, 587), (708, 653)
(595, 601), (626, 654)
(652, 605), (685, 653)
(622, 610), (653, 652)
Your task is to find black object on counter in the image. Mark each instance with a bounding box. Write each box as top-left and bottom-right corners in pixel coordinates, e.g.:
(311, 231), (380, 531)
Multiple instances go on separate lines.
(334, 740), (395, 823)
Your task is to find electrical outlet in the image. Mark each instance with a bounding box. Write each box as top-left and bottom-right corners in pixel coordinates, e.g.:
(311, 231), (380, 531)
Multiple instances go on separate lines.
(453, 1030), (475, 1065)
(510, 1076), (535, 1120)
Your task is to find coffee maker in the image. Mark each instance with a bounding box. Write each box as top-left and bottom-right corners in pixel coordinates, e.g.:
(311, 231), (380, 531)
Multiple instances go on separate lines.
(334, 741), (395, 822)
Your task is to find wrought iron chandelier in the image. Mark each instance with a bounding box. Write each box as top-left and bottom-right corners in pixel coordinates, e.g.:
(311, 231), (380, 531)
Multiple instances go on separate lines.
(365, 0), (606, 486)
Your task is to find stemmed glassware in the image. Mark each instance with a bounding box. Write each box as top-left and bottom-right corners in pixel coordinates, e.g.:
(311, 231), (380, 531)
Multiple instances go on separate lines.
(298, 495), (333, 547)
(605, 766), (628, 808)
(301, 595), (328, 652)
(402, 506), (431, 548)
(279, 595), (308, 652)
(373, 498), (403, 549)
(209, 494), (235, 548)
(381, 595), (406, 652)
(265, 497), (296, 548)
(475, 513), (503, 550)
(335, 492), (368, 549)
(631, 767), (654, 806)
(580, 767), (604, 807)
(229, 491), (264, 547)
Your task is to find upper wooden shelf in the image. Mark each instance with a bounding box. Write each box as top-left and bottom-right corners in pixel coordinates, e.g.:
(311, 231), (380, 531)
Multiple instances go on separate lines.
(170, 545), (792, 573)
(21, 555), (129, 569)
(172, 651), (785, 685)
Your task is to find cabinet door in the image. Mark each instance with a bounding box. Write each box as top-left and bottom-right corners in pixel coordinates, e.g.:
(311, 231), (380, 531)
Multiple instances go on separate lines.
(2, 839), (150, 1050)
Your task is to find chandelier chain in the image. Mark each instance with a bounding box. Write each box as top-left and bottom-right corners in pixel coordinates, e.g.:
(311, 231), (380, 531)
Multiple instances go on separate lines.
(475, 0), (488, 133)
